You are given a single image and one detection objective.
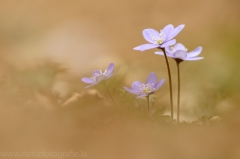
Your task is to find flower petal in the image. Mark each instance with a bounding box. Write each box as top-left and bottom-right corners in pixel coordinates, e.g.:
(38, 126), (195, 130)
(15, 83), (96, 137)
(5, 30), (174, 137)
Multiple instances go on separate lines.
(106, 71), (115, 79)
(154, 79), (165, 90)
(173, 50), (187, 60)
(185, 57), (204, 61)
(133, 44), (159, 51)
(173, 43), (186, 51)
(155, 51), (164, 56)
(124, 87), (141, 95)
(161, 39), (176, 48)
(161, 24), (174, 37)
(132, 81), (143, 90)
(166, 24), (185, 41)
(82, 77), (95, 84)
(165, 46), (173, 54)
(146, 72), (157, 85)
(143, 29), (160, 43)
(187, 47), (202, 57)
(155, 51), (174, 58)
(106, 63), (114, 76)
(95, 75), (107, 83)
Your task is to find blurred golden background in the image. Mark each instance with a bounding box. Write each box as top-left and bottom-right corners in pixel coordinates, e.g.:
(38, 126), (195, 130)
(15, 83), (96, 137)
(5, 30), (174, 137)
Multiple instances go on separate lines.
(0, 0), (240, 159)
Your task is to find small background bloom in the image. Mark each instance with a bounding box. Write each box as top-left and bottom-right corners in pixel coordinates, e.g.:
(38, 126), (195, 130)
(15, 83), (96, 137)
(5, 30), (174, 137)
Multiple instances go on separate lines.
(124, 72), (165, 98)
(82, 63), (114, 88)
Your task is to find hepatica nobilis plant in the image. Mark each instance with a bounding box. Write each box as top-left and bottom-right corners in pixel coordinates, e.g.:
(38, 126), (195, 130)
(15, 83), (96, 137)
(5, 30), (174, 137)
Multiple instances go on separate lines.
(124, 72), (165, 111)
(133, 24), (185, 119)
(155, 43), (203, 123)
(82, 24), (203, 124)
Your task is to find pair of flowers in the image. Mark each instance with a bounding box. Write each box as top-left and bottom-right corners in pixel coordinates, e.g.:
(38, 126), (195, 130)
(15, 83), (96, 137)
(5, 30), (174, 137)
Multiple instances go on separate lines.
(134, 24), (203, 61)
(82, 62), (163, 98)
(123, 24), (204, 98)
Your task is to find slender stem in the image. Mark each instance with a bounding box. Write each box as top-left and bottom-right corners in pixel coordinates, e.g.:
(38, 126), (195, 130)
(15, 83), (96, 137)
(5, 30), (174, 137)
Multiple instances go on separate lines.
(146, 95), (150, 112)
(161, 48), (173, 119)
(176, 61), (181, 123)
(103, 82), (116, 105)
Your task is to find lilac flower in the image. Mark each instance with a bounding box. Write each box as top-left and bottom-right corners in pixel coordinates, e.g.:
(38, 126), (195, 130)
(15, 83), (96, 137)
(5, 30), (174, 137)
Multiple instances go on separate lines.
(155, 43), (203, 62)
(133, 24), (185, 51)
(82, 63), (114, 88)
(124, 72), (165, 98)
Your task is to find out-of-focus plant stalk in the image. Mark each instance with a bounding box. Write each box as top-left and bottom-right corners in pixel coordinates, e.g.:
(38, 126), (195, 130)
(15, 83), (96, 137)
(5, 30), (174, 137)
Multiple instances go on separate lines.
(103, 82), (116, 105)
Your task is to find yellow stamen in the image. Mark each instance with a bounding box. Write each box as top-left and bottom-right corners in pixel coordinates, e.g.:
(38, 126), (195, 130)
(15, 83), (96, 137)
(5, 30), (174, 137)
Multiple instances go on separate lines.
(157, 39), (163, 44)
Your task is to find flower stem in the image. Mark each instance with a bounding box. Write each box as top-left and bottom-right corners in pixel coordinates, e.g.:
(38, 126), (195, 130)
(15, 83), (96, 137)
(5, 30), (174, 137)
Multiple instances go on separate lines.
(176, 61), (181, 123)
(103, 82), (116, 105)
(146, 95), (150, 112)
(161, 48), (174, 119)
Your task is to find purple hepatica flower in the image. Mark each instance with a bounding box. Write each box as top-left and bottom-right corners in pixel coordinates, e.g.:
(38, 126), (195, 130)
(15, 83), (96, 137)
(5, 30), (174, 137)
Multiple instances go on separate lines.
(133, 24), (185, 51)
(82, 63), (114, 88)
(155, 43), (203, 62)
(124, 72), (165, 98)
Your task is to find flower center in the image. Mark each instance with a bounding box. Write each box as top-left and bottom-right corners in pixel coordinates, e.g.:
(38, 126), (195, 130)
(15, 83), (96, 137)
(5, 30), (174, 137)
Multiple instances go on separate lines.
(90, 73), (99, 81)
(150, 31), (166, 44)
(157, 39), (163, 44)
(139, 83), (154, 94)
(90, 69), (109, 81)
(102, 69), (108, 76)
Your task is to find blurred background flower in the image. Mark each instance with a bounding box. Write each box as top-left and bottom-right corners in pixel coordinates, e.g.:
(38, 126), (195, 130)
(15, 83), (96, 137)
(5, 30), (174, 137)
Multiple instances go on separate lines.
(82, 63), (114, 88)
(124, 72), (165, 98)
